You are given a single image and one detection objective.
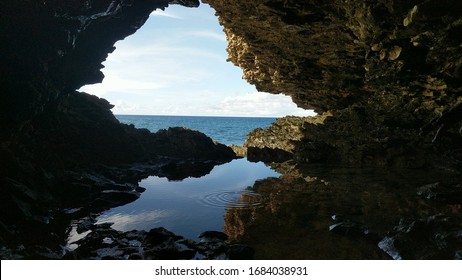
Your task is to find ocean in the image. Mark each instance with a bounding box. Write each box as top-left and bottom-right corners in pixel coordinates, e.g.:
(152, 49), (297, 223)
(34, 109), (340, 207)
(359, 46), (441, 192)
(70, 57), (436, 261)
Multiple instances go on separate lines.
(115, 115), (277, 145)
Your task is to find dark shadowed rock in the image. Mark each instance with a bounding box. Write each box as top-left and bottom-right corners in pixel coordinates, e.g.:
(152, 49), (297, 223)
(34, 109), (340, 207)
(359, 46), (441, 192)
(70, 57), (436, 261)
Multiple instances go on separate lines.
(417, 182), (462, 204)
(228, 244), (255, 260)
(198, 231), (229, 243)
(152, 127), (236, 161)
(378, 215), (462, 260)
(65, 224), (252, 260)
(2, 0), (462, 260)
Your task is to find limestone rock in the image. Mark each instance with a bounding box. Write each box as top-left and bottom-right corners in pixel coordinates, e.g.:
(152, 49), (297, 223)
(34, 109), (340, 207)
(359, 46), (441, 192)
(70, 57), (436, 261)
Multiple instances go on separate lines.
(205, 0), (462, 167)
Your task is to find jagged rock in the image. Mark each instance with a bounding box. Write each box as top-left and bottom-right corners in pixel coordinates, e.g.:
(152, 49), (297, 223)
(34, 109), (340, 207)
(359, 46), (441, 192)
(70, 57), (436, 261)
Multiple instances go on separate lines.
(228, 244), (255, 260)
(378, 215), (462, 260)
(151, 127), (236, 161)
(204, 0), (462, 167)
(2, 0), (462, 260)
(198, 231), (229, 243)
(417, 182), (462, 204)
(66, 225), (252, 260)
(229, 145), (247, 157)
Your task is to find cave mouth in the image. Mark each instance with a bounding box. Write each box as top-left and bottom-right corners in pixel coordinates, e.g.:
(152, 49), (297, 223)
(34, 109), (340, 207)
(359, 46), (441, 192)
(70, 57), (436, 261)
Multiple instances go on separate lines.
(79, 3), (312, 119)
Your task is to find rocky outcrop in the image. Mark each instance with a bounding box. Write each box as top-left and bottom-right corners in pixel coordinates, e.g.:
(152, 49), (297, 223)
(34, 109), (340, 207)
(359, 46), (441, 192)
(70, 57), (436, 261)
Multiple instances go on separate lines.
(244, 113), (332, 162)
(0, 0), (238, 259)
(206, 0), (462, 113)
(63, 225), (254, 260)
(205, 0), (462, 168)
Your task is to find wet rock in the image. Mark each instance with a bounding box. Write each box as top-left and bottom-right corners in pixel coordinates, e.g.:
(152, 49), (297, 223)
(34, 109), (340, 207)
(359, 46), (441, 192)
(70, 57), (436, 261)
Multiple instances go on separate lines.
(329, 218), (381, 244)
(198, 231), (229, 243)
(92, 191), (140, 211)
(147, 227), (182, 245)
(228, 244), (255, 260)
(417, 182), (462, 204)
(67, 225), (252, 260)
(378, 215), (462, 259)
(329, 221), (369, 238)
(76, 216), (96, 234)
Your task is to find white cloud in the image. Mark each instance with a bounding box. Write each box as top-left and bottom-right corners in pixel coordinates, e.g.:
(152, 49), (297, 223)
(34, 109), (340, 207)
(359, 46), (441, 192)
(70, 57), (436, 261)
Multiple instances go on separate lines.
(206, 92), (315, 117)
(149, 9), (182, 19)
(80, 75), (167, 97)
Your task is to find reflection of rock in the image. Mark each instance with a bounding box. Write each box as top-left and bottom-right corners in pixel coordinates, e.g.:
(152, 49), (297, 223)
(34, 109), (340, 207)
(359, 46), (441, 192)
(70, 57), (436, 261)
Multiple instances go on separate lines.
(224, 161), (462, 259)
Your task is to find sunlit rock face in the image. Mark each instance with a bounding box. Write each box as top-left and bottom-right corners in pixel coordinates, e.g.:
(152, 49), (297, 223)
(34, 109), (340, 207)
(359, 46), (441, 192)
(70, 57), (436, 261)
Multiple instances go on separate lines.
(205, 0), (462, 167)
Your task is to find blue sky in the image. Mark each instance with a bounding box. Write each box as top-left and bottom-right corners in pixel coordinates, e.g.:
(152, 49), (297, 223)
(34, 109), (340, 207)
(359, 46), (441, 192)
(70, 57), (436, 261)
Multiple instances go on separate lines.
(79, 3), (313, 117)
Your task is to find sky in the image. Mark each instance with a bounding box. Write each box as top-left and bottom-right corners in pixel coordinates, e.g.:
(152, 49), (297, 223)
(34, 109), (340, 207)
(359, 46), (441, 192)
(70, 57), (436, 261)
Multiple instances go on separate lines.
(79, 3), (314, 117)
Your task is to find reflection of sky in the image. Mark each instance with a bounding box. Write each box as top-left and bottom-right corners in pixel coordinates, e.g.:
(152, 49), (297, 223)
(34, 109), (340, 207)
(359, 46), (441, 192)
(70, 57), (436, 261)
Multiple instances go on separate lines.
(95, 158), (279, 239)
(96, 210), (176, 231)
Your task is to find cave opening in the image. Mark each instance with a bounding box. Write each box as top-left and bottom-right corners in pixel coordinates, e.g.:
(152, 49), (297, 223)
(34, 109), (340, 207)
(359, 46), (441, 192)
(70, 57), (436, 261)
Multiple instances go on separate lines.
(79, 3), (313, 118)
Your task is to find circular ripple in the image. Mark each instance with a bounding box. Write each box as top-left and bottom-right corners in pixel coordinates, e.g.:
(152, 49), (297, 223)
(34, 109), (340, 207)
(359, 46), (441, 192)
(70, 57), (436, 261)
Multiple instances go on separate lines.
(200, 190), (263, 209)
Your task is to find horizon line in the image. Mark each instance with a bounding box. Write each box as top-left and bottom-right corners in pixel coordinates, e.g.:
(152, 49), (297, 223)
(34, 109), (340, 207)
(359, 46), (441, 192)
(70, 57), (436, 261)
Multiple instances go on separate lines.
(113, 113), (283, 118)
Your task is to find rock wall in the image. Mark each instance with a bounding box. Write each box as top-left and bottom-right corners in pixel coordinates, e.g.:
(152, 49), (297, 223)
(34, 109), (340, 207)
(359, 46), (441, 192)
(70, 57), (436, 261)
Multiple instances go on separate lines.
(1, 0), (462, 258)
(0, 0), (239, 258)
(205, 0), (462, 167)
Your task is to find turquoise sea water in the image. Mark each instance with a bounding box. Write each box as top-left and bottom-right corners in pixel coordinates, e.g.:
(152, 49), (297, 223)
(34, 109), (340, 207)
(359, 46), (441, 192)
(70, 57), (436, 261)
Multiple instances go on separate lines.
(116, 115), (276, 145)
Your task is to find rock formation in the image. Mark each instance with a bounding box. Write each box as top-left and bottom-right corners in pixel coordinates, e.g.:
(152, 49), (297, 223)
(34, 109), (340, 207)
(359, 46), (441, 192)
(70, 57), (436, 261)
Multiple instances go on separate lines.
(0, 0), (237, 259)
(205, 0), (462, 168)
(1, 0), (462, 259)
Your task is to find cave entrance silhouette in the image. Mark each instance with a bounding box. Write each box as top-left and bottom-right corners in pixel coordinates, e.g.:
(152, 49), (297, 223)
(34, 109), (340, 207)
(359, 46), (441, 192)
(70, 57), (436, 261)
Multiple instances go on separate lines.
(79, 3), (312, 118)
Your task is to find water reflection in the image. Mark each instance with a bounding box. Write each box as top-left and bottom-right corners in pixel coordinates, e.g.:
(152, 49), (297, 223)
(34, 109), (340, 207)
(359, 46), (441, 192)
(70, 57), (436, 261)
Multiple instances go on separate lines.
(224, 161), (462, 259)
(83, 158), (462, 259)
(95, 158), (279, 239)
(97, 210), (176, 231)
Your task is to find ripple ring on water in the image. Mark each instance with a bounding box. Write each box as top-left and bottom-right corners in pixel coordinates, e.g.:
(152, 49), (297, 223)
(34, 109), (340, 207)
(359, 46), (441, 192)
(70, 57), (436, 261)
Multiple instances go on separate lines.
(200, 190), (263, 209)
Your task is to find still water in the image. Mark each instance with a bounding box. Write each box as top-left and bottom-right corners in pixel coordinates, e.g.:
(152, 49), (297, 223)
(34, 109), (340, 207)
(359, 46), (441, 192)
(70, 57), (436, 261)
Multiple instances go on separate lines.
(72, 158), (461, 259)
(95, 158), (279, 239)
